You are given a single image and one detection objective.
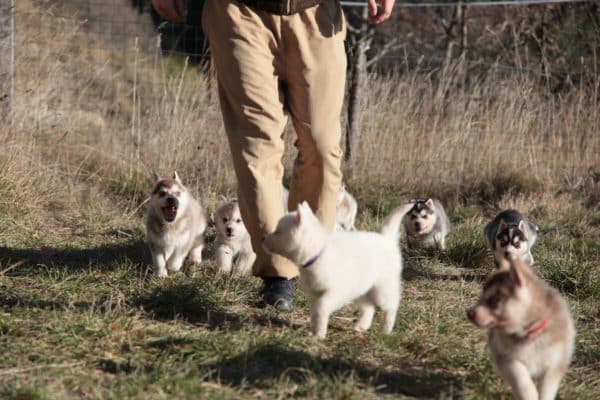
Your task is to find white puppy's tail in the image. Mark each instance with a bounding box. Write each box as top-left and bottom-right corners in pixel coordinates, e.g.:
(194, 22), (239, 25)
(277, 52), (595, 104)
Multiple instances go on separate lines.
(380, 203), (414, 243)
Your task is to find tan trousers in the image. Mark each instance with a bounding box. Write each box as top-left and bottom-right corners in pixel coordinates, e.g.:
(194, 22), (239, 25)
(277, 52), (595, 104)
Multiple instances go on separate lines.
(202, 0), (346, 278)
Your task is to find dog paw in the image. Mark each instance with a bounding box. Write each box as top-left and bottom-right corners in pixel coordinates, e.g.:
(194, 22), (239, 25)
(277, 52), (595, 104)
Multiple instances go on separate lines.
(353, 330), (368, 339)
(310, 330), (328, 339)
(217, 267), (232, 275)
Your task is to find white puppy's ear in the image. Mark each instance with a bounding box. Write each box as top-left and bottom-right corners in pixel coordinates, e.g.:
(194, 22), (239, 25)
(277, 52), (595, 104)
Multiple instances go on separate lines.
(424, 198), (434, 209)
(295, 201), (311, 226)
(518, 220), (528, 236)
(299, 201), (314, 215)
(295, 210), (302, 226)
(173, 171), (181, 183)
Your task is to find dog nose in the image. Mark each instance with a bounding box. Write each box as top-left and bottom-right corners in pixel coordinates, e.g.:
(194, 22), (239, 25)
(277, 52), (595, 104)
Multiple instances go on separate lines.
(504, 251), (511, 258)
(467, 308), (475, 321)
(166, 197), (175, 206)
(414, 222), (421, 231)
(226, 227), (232, 236)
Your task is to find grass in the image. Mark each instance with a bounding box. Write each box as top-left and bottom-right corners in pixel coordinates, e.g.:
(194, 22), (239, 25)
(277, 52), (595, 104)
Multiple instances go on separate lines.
(0, 0), (599, 398)
(0, 192), (598, 399)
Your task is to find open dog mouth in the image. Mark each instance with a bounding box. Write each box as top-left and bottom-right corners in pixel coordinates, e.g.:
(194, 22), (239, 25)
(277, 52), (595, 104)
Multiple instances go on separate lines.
(162, 206), (178, 222)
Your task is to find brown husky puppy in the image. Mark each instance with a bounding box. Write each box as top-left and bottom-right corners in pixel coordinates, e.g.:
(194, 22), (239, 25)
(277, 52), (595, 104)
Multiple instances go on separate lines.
(146, 172), (207, 277)
(467, 255), (575, 400)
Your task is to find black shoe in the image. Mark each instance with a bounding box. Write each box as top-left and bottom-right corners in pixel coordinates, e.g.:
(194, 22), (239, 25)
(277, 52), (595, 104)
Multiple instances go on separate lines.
(260, 277), (295, 312)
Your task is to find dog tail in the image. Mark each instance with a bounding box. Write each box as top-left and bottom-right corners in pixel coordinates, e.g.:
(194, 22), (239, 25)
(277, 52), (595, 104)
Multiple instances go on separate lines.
(380, 203), (413, 243)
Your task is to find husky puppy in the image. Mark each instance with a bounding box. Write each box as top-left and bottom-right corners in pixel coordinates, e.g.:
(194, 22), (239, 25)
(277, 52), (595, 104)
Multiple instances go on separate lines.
(335, 183), (358, 231)
(213, 197), (255, 275)
(467, 255), (575, 400)
(484, 209), (538, 267)
(146, 172), (207, 277)
(263, 201), (414, 339)
(402, 198), (450, 250)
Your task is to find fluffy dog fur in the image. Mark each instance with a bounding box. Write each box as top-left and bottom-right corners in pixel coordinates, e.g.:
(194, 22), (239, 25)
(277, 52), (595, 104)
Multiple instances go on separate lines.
(146, 172), (207, 277)
(213, 196), (255, 275)
(484, 209), (539, 267)
(402, 198), (450, 250)
(467, 255), (575, 400)
(263, 201), (413, 339)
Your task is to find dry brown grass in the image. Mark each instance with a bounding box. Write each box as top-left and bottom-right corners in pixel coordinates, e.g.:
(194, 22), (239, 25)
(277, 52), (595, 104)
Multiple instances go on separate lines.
(4, 1), (598, 229)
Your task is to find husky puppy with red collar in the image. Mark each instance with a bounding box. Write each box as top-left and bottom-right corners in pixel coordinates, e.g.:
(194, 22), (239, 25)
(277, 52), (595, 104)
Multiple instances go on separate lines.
(263, 201), (413, 339)
(467, 254), (575, 400)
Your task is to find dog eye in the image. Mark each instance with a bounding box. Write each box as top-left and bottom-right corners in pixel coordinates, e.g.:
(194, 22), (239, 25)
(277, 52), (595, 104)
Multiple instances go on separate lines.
(223, 217), (228, 223)
(174, 191), (181, 196)
(236, 219), (242, 223)
(159, 191), (167, 197)
(422, 215), (428, 219)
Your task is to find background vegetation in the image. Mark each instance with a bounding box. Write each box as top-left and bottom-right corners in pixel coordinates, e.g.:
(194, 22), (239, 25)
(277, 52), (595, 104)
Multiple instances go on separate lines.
(0, 0), (598, 398)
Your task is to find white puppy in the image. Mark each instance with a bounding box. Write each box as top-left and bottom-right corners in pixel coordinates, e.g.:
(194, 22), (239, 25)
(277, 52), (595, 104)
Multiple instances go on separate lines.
(146, 172), (207, 277)
(263, 201), (413, 339)
(213, 197), (255, 275)
(335, 183), (358, 231)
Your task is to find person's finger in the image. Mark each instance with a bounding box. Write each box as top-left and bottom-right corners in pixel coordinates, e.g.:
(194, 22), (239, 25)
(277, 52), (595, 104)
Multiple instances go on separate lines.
(369, 0), (394, 24)
(367, 0), (378, 19)
(151, 0), (185, 22)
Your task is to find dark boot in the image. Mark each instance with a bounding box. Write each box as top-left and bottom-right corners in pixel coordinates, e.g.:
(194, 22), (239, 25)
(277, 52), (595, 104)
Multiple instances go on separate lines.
(260, 277), (295, 311)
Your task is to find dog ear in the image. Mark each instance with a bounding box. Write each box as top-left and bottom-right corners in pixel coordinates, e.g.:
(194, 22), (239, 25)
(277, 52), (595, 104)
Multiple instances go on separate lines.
(496, 256), (511, 271)
(295, 201), (312, 226)
(498, 219), (508, 233)
(518, 220), (528, 236)
(219, 194), (228, 203)
(173, 171), (181, 183)
(424, 198), (434, 209)
(508, 256), (524, 287)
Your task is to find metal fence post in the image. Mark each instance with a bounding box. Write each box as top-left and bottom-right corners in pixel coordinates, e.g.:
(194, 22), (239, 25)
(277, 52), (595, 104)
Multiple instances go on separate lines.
(0, 0), (14, 116)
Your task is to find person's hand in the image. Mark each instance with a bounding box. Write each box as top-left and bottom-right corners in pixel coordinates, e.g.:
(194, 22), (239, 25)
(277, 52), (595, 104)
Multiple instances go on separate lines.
(151, 0), (186, 23)
(368, 0), (395, 24)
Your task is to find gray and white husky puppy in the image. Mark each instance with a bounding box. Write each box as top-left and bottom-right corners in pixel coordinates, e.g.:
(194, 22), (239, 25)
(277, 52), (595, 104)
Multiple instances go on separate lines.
(402, 198), (451, 250)
(484, 209), (538, 267)
(146, 172), (207, 277)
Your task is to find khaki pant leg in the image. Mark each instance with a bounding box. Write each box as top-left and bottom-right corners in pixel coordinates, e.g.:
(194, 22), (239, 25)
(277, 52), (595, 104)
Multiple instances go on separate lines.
(282, 1), (347, 230)
(202, 0), (298, 278)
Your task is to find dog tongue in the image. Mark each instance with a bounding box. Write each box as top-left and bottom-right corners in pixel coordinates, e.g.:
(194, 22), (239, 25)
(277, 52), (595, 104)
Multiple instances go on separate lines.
(164, 207), (177, 222)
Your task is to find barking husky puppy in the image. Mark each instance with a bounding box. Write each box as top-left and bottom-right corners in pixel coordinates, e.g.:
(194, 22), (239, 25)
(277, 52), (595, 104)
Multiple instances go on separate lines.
(468, 255), (575, 400)
(213, 197), (255, 275)
(263, 201), (413, 339)
(484, 209), (538, 267)
(403, 198), (450, 250)
(146, 172), (207, 277)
